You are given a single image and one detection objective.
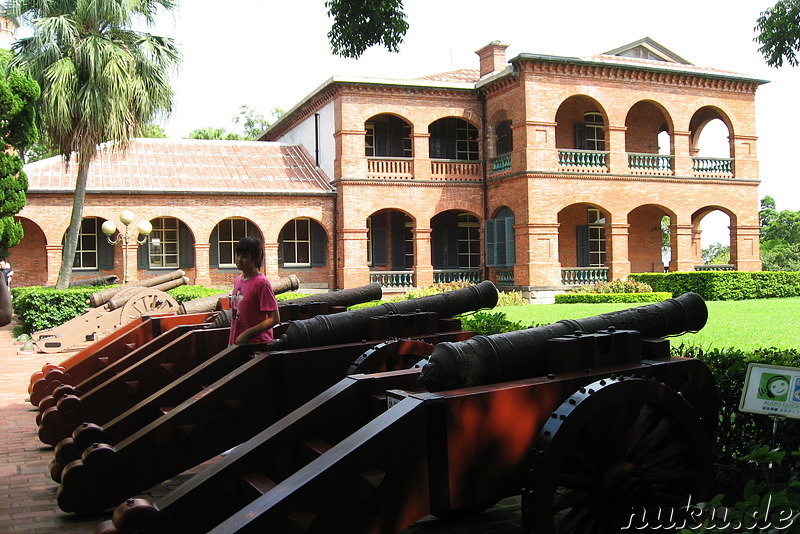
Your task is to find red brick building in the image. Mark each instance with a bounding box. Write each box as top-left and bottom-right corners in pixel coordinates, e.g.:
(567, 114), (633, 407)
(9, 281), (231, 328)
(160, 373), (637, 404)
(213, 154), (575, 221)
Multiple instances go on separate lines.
(12, 38), (764, 294)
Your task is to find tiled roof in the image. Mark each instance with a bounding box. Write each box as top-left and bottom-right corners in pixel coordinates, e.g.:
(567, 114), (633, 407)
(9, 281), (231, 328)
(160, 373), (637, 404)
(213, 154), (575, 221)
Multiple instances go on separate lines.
(25, 138), (334, 195)
(416, 69), (481, 83)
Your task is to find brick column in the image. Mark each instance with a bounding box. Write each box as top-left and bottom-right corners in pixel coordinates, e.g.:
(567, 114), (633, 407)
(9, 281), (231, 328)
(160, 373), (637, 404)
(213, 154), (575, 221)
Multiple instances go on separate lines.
(193, 243), (212, 286)
(607, 125), (629, 175)
(339, 227), (370, 289)
(730, 224), (762, 271)
(669, 224), (695, 272)
(263, 242), (280, 280)
(525, 120), (558, 172)
(673, 130), (693, 176)
(412, 133), (431, 181)
(515, 223), (561, 286)
(607, 223), (631, 280)
(413, 227), (433, 288)
(45, 244), (62, 286)
(334, 129), (368, 180)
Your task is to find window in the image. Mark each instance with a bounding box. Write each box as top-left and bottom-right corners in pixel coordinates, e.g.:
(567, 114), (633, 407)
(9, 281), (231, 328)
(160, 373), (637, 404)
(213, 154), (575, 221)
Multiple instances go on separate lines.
(486, 207), (515, 268)
(281, 218), (311, 266)
(458, 214), (480, 268)
(577, 208), (607, 267)
(148, 217), (179, 269)
(429, 118), (479, 161)
(73, 218), (98, 270)
(576, 112), (606, 151)
(496, 120), (513, 155)
(365, 115), (412, 157)
(217, 218), (252, 267)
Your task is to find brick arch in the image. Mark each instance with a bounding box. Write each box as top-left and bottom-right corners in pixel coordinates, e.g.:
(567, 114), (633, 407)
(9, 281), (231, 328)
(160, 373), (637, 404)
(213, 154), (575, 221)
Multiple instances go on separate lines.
(144, 214), (197, 243)
(549, 91), (611, 124)
(688, 105), (734, 155)
(361, 110), (413, 128)
(206, 216), (264, 244)
(12, 217), (48, 287)
(624, 100), (675, 154)
(627, 204), (674, 274)
(554, 95), (610, 150)
(423, 110), (481, 130)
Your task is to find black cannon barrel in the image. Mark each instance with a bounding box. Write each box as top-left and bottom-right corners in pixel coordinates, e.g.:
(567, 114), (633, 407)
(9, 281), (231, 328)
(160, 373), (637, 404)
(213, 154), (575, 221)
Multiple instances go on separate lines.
(280, 282), (382, 308)
(418, 291), (708, 392)
(267, 280), (499, 351)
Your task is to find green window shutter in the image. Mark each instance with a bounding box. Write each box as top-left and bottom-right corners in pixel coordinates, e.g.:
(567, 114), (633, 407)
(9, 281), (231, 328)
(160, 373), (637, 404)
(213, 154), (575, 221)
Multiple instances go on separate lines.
(311, 221), (326, 266)
(431, 216), (445, 269)
(137, 240), (148, 270)
(446, 211), (459, 269)
(391, 212), (406, 270)
(179, 222), (195, 268)
(98, 232), (115, 270)
(504, 215), (516, 266)
(577, 225), (590, 267)
(575, 123), (588, 150)
(371, 215), (388, 266)
(210, 227), (219, 268)
(485, 219), (496, 267)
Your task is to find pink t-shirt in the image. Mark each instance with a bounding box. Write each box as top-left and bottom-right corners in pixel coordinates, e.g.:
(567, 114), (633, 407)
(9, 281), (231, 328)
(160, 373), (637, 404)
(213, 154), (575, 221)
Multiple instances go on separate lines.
(228, 273), (278, 345)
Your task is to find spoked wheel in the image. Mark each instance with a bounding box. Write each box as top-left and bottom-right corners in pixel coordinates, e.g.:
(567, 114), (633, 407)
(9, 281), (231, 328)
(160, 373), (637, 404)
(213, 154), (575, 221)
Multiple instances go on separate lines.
(120, 290), (179, 319)
(523, 376), (713, 534)
(346, 339), (435, 375)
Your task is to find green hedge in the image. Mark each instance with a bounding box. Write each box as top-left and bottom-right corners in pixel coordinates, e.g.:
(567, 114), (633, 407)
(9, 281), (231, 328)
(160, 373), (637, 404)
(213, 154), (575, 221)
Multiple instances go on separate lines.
(555, 292), (672, 304)
(630, 271), (800, 300)
(11, 286), (97, 333)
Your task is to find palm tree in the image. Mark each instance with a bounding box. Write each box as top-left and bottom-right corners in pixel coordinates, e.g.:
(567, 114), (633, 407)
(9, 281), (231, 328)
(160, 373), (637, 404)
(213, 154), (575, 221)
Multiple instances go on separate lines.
(4, 0), (181, 288)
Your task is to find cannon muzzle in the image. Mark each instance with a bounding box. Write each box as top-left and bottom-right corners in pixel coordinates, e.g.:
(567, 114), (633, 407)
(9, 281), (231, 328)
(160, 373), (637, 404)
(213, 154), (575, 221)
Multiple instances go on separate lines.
(418, 291), (707, 391)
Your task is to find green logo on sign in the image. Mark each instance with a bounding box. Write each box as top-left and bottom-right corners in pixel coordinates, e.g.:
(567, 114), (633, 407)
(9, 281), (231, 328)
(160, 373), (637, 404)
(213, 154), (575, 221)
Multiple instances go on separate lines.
(758, 373), (791, 401)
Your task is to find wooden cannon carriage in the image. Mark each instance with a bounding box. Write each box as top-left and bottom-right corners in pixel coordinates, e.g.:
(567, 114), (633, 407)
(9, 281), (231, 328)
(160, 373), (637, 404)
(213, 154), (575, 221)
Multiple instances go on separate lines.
(93, 292), (718, 534)
(51, 281), (498, 516)
(35, 282), (386, 447)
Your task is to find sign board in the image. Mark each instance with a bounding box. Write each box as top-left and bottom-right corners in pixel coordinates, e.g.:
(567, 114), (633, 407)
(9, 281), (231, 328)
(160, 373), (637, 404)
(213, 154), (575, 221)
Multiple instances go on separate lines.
(740, 363), (800, 420)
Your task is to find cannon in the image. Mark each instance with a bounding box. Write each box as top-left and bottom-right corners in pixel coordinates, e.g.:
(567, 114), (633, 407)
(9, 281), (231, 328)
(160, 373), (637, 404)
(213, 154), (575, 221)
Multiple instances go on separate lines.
(52, 282), (498, 515)
(95, 292), (718, 534)
(35, 283), (388, 446)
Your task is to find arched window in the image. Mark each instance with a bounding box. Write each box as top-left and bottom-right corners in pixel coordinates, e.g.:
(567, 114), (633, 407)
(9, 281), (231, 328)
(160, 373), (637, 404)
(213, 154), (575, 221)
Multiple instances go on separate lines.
(429, 118), (478, 161)
(576, 112), (605, 151)
(64, 217), (114, 270)
(278, 218), (327, 267)
(496, 120), (513, 155)
(138, 217), (195, 270)
(210, 218), (262, 268)
(365, 114), (411, 157)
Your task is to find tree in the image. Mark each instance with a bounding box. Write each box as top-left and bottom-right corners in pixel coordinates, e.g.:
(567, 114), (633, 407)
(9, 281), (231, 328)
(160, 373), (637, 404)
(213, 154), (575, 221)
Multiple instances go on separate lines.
(701, 243), (731, 265)
(756, 0), (800, 67)
(138, 123), (167, 138)
(5, 0), (181, 288)
(232, 105), (284, 140)
(186, 127), (241, 140)
(0, 49), (39, 256)
(759, 195), (800, 271)
(326, 0), (409, 59)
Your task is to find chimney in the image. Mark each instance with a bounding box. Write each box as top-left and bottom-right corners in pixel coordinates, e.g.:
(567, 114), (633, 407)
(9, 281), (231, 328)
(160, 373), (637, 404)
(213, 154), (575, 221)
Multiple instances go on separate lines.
(475, 41), (509, 78)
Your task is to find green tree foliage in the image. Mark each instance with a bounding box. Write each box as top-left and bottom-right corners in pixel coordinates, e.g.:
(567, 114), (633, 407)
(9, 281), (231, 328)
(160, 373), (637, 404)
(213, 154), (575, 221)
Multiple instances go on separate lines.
(326, 0), (409, 59)
(759, 195), (800, 271)
(756, 0), (800, 67)
(702, 242), (731, 265)
(138, 123), (167, 138)
(186, 127), (241, 140)
(5, 0), (181, 288)
(0, 49), (38, 255)
(233, 105), (269, 140)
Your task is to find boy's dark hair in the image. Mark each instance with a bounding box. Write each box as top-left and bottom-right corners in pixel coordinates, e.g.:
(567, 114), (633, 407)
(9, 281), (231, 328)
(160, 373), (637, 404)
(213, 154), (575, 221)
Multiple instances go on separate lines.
(236, 236), (264, 269)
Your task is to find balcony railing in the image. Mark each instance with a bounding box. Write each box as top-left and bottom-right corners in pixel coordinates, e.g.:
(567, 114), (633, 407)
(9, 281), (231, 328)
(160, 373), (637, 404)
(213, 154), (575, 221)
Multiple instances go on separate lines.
(431, 160), (481, 181)
(561, 267), (609, 285)
(367, 157), (413, 180)
(495, 268), (514, 286)
(692, 157), (733, 177)
(490, 154), (512, 174)
(433, 269), (482, 284)
(628, 153), (674, 175)
(558, 150), (609, 172)
(370, 270), (414, 288)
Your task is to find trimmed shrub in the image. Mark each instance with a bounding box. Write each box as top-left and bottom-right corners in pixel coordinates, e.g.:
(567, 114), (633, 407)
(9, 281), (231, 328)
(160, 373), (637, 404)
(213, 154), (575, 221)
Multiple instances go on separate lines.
(458, 311), (535, 335)
(12, 285), (97, 333)
(570, 279), (653, 294)
(630, 271), (800, 300)
(166, 285), (226, 303)
(497, 290), (527, 306)
(555, 292), (672, 304)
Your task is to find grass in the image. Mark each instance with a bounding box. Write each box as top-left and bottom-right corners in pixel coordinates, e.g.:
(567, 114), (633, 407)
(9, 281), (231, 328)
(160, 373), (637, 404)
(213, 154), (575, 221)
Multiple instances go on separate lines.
(479, 296), (800, 351)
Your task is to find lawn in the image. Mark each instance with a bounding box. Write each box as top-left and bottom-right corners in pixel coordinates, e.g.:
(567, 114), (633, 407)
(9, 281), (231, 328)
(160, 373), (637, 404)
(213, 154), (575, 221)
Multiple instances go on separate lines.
(483, 296), (800, 351)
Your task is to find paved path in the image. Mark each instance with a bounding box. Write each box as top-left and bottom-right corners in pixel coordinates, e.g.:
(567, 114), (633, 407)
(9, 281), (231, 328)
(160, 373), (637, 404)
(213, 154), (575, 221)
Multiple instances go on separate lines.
(0, 321), (524, 533)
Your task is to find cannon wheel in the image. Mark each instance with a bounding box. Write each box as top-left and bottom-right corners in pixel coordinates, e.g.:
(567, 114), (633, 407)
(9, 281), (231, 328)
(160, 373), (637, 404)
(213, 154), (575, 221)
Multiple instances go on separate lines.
(523, 376), (713, 534)
(120, 289), (179, 319)
(346, 339), (435, 375)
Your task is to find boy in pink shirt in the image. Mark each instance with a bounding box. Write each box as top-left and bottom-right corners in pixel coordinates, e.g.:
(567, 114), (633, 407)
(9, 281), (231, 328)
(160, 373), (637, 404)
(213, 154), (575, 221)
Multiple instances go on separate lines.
(228, 237), (280, 345)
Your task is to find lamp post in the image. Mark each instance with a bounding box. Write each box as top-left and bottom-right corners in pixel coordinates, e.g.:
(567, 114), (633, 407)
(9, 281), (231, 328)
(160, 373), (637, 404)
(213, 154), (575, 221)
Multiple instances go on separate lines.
(101, 210), (153, 283)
